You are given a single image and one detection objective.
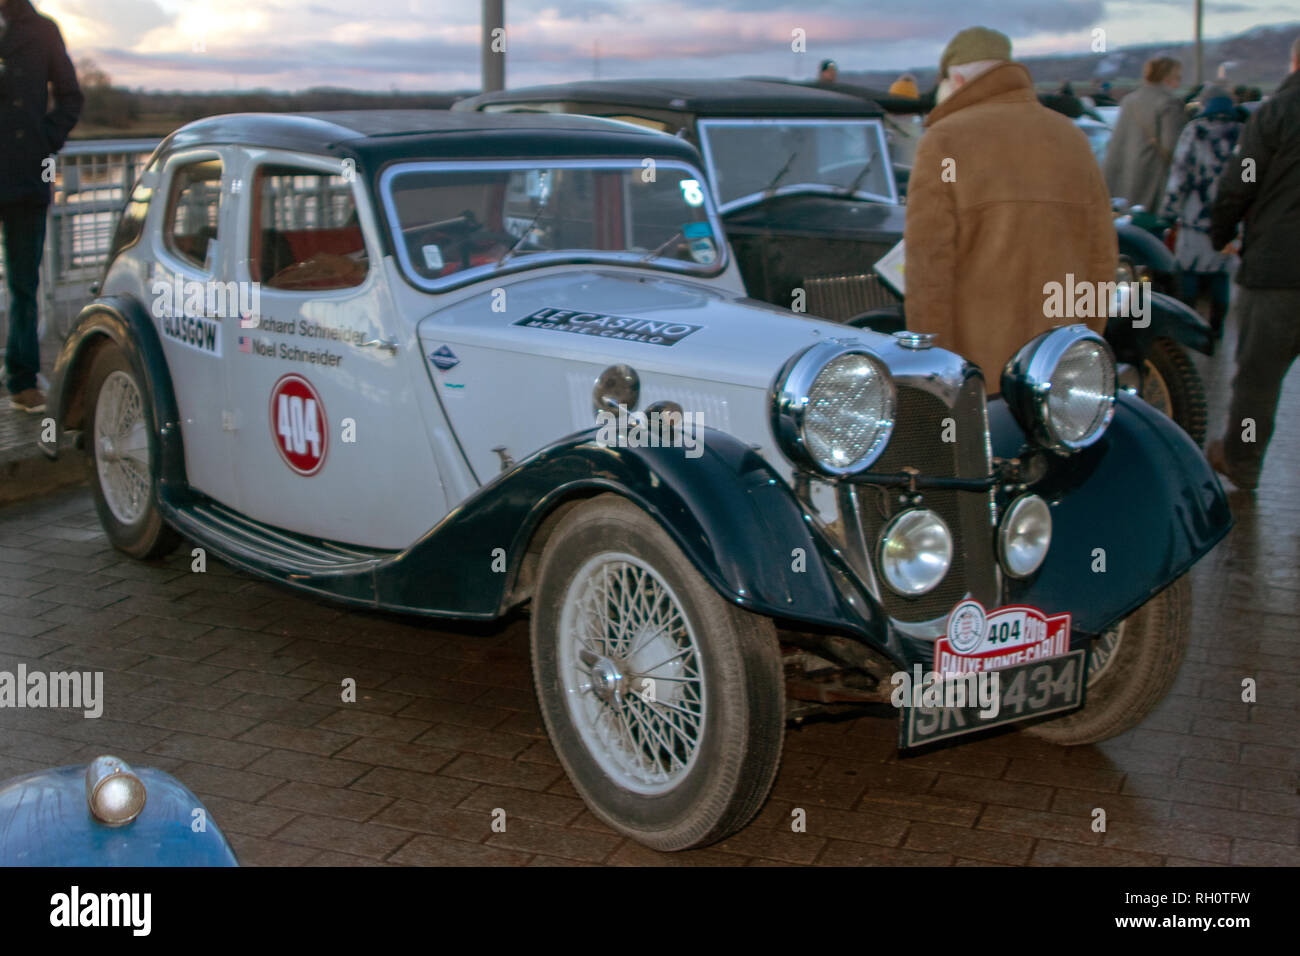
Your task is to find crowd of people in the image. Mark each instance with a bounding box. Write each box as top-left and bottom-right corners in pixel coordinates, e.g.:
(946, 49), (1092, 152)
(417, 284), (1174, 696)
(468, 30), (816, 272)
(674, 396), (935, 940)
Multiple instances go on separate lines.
(897, 28), (1298, 492)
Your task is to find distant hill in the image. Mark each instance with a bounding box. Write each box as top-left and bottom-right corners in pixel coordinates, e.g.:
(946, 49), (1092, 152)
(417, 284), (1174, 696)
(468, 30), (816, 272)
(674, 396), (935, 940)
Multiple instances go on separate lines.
(70, 20), (1298, 139)
(841, 21), (1299, 93)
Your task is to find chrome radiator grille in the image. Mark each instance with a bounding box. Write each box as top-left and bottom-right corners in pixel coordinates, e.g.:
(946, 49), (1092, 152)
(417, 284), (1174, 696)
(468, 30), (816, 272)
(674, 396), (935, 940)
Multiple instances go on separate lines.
(803, 272), (901, 323)
(838, 376), (997, 625)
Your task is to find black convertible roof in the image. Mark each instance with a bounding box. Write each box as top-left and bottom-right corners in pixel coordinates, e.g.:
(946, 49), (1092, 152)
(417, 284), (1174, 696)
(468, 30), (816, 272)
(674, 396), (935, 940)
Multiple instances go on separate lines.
(455, 78), (883, 117)
(156, 109), (703, 165)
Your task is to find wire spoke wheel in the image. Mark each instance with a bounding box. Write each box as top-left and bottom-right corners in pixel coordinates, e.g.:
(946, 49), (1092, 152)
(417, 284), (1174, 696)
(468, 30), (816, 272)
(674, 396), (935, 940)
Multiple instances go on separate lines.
(531, 494), (784, 850)
(94, 370), (151, 525)
(84, 343), (181, 560)
(559, 553), (705, 794)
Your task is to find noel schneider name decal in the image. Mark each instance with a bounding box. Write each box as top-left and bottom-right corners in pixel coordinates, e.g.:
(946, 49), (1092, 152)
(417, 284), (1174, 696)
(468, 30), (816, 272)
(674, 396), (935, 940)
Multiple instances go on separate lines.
(515, 307), (702, 346)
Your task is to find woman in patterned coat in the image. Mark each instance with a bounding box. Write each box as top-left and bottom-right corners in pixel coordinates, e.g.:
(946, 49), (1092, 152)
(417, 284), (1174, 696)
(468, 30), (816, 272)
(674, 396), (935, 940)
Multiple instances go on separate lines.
(1158, 86), (1243, 340)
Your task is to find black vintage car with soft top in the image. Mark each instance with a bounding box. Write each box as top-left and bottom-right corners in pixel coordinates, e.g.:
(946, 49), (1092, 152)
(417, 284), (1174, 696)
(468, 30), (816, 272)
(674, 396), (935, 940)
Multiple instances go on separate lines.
(457, 78), (1212, 444)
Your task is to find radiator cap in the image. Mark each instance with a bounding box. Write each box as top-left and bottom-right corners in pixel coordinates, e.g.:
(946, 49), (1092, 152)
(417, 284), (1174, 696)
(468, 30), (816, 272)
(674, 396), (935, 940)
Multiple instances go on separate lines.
(893, 330), (936, 350)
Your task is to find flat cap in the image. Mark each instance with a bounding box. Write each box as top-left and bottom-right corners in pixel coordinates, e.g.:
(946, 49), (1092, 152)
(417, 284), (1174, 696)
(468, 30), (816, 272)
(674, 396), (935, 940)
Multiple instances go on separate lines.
(939, 26), (1012, 77)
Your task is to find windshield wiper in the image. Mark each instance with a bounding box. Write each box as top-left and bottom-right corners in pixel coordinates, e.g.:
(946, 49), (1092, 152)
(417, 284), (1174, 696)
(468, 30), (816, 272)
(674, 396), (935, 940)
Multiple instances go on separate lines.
(840, 154), (877, 196)
(637, 229), (685, 264)
(496, 195), (551, 268)
(763, 150), (799, 196)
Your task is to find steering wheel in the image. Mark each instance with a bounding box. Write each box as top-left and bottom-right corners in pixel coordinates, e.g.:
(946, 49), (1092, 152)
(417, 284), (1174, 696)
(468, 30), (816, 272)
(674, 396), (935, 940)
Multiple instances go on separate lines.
(405, 211), (517, 270)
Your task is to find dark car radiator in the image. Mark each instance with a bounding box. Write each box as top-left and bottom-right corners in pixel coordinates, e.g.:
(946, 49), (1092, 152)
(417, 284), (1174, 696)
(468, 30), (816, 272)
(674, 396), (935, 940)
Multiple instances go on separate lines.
(837, 376), (998, 626)
(804, 272), (901, 323)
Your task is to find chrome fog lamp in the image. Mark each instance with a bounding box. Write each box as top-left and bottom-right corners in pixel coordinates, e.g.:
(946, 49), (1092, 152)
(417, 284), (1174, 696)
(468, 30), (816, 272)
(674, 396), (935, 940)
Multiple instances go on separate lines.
(877, 508), (953, 596)
(85, 755), (147, 826)
(999, 494), (1052, 578)
(1001, 326), (1116, 454)
(771, 342), (895, 476)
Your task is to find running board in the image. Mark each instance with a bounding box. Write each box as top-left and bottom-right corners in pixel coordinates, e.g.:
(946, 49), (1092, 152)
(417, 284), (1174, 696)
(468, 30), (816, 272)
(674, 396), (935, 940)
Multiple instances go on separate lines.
(162, 492), (397, 582)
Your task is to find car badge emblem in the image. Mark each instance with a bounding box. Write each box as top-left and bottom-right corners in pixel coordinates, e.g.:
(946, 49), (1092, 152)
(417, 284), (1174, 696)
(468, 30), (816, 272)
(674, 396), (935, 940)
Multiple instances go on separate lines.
(429, 345), (460, 371)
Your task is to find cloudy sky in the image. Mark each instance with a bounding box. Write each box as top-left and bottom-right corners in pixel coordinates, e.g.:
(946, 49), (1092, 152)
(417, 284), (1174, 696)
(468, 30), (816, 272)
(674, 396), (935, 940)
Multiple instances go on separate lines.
(35, 0), (1300, 92)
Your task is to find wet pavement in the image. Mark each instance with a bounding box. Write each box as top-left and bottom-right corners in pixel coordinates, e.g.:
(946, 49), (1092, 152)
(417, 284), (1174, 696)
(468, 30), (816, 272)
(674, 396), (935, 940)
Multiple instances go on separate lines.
(0, 314), (1296, 866)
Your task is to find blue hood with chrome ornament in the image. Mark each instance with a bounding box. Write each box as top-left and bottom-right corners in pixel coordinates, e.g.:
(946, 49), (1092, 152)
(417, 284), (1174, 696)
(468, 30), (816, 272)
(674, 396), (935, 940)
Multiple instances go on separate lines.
(0, 764), (237, 866)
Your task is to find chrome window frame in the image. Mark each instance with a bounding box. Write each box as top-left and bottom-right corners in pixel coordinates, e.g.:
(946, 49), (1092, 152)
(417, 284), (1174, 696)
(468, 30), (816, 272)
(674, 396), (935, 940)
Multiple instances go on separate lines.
(377, 158), (729, 293)
(696, 117), (899, 213)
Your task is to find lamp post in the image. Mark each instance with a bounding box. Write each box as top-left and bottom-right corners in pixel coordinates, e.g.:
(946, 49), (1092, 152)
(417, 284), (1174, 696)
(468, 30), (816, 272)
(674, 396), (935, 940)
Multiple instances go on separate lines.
(1194, 0), (1204, 85)
(482, 0), (505, 93)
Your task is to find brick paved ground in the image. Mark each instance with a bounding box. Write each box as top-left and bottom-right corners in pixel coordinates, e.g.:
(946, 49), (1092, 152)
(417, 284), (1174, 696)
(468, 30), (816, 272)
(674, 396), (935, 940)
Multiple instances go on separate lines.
(0, 319), (1296, 867)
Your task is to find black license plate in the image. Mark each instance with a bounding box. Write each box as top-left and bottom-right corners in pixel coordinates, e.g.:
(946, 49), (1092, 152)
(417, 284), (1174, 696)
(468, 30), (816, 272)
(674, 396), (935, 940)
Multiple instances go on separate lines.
(900, 649), (1087, 748)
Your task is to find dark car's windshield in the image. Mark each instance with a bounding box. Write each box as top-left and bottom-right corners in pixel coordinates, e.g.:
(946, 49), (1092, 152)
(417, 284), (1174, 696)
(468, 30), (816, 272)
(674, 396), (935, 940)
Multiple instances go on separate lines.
(380, 159), (725, 291)
(697, 118), (897, 211)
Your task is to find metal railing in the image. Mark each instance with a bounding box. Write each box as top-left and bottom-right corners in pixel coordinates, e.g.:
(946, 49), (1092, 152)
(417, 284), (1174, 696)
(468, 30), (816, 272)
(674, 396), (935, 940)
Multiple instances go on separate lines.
(0, 139), (160, 354)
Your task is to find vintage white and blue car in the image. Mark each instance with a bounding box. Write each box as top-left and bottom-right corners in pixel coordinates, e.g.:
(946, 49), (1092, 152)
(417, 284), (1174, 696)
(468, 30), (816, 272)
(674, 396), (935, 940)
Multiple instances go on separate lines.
(42, 111), (1231, 851)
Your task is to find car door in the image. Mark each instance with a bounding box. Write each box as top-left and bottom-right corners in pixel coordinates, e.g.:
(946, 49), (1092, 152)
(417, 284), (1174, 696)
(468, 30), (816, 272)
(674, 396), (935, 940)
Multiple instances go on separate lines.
(147, 149), (241, 509)
(225, 151), (446, 550)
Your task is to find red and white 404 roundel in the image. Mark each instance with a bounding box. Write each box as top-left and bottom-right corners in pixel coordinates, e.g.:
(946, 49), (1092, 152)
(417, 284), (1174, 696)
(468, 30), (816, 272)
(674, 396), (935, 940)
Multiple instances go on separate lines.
(269, 374), (328, 476)
(935, 600), (1071, 676)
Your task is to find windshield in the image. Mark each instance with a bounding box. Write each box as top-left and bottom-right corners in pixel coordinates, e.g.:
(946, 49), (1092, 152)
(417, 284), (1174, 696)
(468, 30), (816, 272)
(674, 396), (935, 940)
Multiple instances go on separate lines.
(380, 160), (724, 290)
(697, 118), (897, 211)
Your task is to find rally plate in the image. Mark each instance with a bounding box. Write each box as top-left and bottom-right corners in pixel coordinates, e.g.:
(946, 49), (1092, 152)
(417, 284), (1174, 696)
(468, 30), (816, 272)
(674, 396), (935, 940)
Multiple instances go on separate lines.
(900, 649), (1087, 748)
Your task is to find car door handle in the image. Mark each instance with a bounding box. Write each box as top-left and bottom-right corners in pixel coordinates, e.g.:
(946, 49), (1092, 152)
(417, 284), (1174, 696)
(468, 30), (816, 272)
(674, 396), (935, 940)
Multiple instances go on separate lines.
(359, 337), (398, 355)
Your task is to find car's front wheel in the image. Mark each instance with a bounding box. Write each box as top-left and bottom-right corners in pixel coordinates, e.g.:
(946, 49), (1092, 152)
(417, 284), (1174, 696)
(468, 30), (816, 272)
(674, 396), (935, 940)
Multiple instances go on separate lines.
(531, 495), (785, 851)
(1025, 576), (1190, 745)
(1141, 337), (1208, 446)
(84, 343), (182, 560)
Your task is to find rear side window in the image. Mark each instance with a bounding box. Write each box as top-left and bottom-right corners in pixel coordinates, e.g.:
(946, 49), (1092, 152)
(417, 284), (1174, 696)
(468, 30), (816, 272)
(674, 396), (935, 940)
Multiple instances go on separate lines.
(251, 165), (367, 291)
(165, 159), (223, 271)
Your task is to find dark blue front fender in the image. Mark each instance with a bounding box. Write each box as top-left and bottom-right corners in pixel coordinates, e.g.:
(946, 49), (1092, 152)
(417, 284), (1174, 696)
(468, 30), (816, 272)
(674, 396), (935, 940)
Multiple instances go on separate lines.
(377, 429), (903, 661)
(1107, 289), (1213, 361)
(993, 392), (1231, 635)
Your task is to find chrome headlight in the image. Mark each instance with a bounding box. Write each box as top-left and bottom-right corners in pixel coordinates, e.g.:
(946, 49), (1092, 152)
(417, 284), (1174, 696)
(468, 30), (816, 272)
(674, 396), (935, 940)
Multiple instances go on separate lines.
(877, 508), (953, 596)
(999, 494), (1052, 578)
(1001, 326), (1116, 454)
(771, 342), (895, 475)
(85, 755), (147, 826)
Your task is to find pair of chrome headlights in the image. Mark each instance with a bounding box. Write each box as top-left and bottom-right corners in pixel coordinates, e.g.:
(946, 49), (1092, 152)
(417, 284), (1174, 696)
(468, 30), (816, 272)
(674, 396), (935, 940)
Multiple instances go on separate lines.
(770, 325), (1117, 595)
(875, 493), (1052, 596)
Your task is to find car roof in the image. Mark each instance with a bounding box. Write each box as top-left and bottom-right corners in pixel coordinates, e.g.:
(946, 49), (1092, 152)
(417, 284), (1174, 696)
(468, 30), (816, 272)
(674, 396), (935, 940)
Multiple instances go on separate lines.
(156, 109), (704, 166)
(455, 78), (883, 117)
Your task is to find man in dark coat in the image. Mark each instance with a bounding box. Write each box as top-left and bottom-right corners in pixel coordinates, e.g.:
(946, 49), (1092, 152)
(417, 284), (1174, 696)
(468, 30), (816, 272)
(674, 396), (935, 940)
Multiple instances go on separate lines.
(0, 0), (82, 412)
(1206, 35), (1300, 490)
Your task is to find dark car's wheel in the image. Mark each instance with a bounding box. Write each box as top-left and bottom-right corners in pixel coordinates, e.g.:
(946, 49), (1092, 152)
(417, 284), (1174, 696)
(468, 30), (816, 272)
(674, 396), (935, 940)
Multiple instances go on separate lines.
(530, 494), (784, 851)
(84, 344), (182, 559)
(1025, 576), (1189, 745)
(1141, 337), (1208, 445)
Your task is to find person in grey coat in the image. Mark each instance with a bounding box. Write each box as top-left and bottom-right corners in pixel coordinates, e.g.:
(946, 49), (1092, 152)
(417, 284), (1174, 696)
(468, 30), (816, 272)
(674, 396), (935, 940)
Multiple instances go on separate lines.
(1103, 57), (1187, 210)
